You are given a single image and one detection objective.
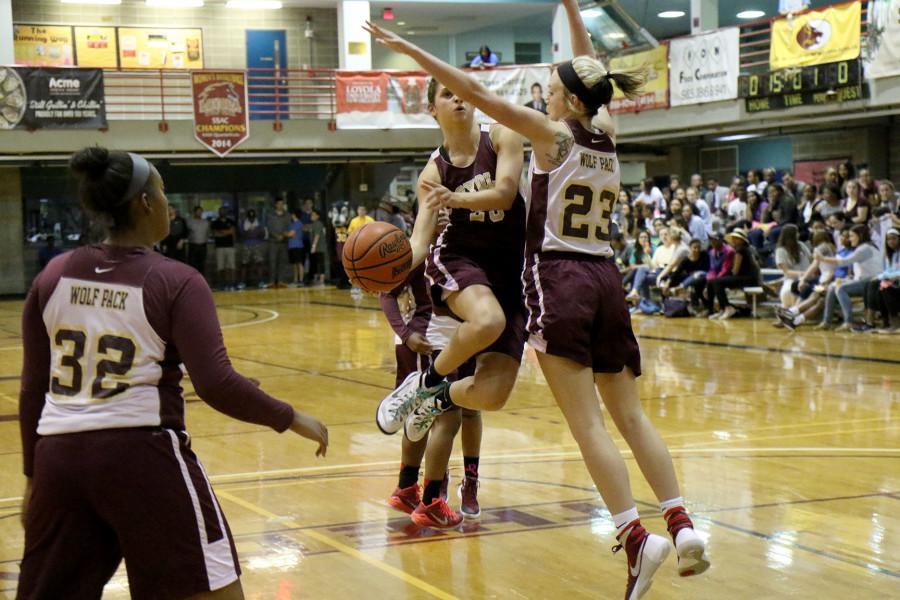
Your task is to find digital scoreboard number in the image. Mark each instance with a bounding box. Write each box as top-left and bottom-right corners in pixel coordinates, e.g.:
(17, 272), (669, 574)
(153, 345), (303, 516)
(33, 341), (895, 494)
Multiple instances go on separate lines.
(738, 59), (866, 113)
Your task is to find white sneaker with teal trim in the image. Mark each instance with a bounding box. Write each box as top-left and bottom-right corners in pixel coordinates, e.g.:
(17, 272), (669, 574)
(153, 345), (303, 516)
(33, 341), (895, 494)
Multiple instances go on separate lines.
(376, 371), (423, 435)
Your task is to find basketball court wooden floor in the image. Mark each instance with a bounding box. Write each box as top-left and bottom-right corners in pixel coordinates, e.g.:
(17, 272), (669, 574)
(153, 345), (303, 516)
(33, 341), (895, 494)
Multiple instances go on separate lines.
(0, 287), (897, 599)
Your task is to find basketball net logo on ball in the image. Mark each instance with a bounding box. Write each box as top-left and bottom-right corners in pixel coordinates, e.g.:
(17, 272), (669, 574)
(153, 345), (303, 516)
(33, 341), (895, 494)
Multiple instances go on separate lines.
(342, 222), (412, 293)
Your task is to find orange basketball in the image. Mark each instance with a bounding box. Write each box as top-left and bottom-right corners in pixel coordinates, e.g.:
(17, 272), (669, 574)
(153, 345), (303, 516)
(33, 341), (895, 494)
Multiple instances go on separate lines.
(342, 222), (412, 293)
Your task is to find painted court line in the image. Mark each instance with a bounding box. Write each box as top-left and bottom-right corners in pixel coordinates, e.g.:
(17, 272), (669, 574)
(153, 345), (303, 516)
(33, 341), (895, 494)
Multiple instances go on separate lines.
(216, 490), (459, 600)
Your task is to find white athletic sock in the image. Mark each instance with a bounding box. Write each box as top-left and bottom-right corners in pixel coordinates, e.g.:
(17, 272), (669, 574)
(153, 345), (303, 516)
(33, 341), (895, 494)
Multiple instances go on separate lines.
(795, 314), (805, 325)
(613, 507), (640, 540)
(787, 306), (799, 315)
(659, 496), (685, 515)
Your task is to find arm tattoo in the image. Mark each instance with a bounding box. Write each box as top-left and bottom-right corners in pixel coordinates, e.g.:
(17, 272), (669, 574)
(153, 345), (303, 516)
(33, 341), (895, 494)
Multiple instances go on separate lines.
(545, 132), (574, 168)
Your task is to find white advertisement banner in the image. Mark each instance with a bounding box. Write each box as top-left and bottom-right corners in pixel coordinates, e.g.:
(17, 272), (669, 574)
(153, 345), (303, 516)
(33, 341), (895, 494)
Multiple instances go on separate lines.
(669, 28), (740, 107)
(866, 0), (900, 78)
(335, 65), (551, 130)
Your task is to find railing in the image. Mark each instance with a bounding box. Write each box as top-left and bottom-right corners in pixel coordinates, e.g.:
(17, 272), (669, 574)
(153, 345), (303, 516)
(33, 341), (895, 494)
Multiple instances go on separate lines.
(738, 0), (868, 73)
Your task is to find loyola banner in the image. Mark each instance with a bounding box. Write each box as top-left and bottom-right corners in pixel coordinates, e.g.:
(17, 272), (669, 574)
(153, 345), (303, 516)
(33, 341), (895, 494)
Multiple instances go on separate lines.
(191, 71), (249, 157)
(0, 66), (105, 129)
(335, 66), (551, 130)
(770, 3), (861, 69)
(669, 28), (740, 107)
(866, 0), (900, 78)
(608, 44), (669, 114)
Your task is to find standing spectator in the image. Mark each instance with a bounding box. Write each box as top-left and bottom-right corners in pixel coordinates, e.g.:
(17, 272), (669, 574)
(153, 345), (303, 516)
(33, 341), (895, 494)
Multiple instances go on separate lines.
(266, 198), (292, 288)
(637, 178), (665, 216)
(300, 198), (314, 264)
(348, 205), (374, 234)
(708, 228), (759, 320)
(523, 83), (547, 113)
(470, 45), (499, 68)
(816, 224), (883, 331)
(38, 236), (63, 270)
(309, 209), (327, 285)
(774, 223), (811, 308)
(211, 206), (237, 290)
(186, 206), (210, 277)
(843, 180), (870, 225)
(239, 208), (266, 289)
(288, 210), (306, 287)
(161, 205), (188, 262)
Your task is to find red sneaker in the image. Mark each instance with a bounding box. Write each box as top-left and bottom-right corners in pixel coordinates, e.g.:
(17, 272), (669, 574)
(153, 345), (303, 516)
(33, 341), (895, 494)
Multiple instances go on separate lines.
(387, 484), (420, 515)
(457, 476), (480, 518)
(613, 523), (670, 600)
(410, 498), (463, 529)
(664, 507), (709, 577)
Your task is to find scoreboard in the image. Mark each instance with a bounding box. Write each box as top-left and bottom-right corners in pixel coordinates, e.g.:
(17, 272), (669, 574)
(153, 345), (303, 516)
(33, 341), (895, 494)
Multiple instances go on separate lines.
(738, 59), (866, 113)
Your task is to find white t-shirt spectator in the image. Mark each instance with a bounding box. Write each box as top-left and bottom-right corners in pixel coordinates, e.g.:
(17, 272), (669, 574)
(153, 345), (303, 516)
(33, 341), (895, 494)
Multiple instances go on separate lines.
(727, 198), (747, 221)
(637, 187), (666, 215)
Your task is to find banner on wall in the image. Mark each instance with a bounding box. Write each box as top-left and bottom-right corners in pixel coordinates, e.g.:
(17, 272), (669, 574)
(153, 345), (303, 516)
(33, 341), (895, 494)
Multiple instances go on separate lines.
(192, 71), (249, 157)
(770, 3), (861, 69)
(793, 158), (847, 188)
(13, 24), (74, 67)
(669, 28), (740, 107)
(118, 27), (203, 69)
(0, 67), (106, 129)
(866, 0), (900, 78)
(335, 66), (551, 129)
(608, 44), (669, 114)
(74, 26), (119, 68)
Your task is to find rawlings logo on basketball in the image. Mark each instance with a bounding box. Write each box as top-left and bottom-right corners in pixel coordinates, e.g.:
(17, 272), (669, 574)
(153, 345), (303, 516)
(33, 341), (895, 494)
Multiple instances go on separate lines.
(379, 234), (407, 258)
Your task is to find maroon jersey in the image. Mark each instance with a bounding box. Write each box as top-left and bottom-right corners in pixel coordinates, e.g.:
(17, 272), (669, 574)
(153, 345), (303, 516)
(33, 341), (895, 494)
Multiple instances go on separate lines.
(430, 124), (526, 270)
(19, 244), (294, 477)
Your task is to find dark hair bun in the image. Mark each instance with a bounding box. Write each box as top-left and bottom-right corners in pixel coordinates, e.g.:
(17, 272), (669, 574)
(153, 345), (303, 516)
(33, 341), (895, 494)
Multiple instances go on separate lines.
(70, 146), (112, 180)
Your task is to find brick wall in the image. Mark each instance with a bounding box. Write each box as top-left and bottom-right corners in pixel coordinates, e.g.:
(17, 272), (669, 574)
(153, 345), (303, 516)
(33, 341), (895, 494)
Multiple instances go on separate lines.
(889, 119), (900, 182)
(12, 0), (339, 69)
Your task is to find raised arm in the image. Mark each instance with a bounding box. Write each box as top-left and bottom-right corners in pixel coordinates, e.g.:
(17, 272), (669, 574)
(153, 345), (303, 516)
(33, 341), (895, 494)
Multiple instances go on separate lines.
(409, 161), (441, 268)
(562, 0), (595, 58)
(423, 125), (525, 212)
(364, 21), (560, 149)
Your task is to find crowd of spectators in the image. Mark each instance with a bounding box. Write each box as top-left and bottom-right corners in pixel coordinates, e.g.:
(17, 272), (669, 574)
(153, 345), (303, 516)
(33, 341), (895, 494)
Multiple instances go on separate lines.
(611, 162), (900, 333)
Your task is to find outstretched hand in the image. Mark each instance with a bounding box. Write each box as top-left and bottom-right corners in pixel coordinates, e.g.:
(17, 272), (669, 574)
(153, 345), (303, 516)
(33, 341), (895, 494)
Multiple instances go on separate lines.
(363, 21), (413, 55)
(290, 410), (329, 457)
(421, 179), (454, 210)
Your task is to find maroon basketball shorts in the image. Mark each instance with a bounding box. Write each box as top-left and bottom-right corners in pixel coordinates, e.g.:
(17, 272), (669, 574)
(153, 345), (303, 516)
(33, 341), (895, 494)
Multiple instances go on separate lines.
(522, 252), (642, 376)
(425, 249), (526, 363)
(18, 428), (240, 600)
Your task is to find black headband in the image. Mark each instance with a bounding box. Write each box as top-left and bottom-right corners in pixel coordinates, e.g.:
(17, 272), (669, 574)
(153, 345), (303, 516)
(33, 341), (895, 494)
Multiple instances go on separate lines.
(557, 60), (608, 115)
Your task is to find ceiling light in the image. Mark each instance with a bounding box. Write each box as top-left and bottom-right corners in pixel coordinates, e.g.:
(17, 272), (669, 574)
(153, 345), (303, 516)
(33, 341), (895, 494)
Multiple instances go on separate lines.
(407, 31), (416, 35)
(227, 0), (282, 8)
(606, 32), (627, 39)
(397, 21), (406, 26)
(61, 0), (122, 4)
(736, 10), (765, 19)
(658, 10), (686, 18)
(713, 133), (764, 142)
(146, 0), (203, 6)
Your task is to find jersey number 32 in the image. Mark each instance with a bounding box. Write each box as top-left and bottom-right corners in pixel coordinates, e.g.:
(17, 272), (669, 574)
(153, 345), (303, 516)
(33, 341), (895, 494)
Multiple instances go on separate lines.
(561, 182), (615, 242)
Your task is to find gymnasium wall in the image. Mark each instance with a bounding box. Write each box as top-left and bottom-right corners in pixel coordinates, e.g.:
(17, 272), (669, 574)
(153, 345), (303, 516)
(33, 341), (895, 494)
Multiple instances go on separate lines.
(890, 120), (900, 182)
(11, 0), (339, 69)
(0, 168), (25, 295)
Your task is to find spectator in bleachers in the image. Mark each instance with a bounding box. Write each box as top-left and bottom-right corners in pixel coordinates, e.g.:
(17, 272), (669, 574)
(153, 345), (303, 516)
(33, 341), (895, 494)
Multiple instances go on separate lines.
(691, 229), (733, 318)
(669, 175), (682, 195)
(744, 187), (768, 231)
(186, 206), (210, 278)
(667, 196), (683, 222)
(707, 228), (760, 320)
(876, 180), (898, 213)
(774, 223), (812, 308)
(161, 204), (188, 262)
(686, 186), (712, 230)
(637, 178), (665, 215)
(781, 171), (805, 201)
(824, 167), (840, 189)
(689, 173), (703, 195)
(470, 45), (499, 68)
(799, 183), (820, 229)
(669, 238), (710, 306)
(818, 183), (844, 220)
(681, 204), (709, 249)
(627, 228), (687, 308)
(616, 190), (636, 239)
(749, 184), (797, 261)
(623, 229), (654, 292)
(705, 176), (729, 214)
(637, 201), (654, 234)
(725, 188), (748, 231)
(239, 208), (266, 289)
(843, 180), (870, 225)
(611, 232), (634, 274)
(211, 206), (237, 290)
(837, 160), (855, 194)
(858, 168), (877, 201)
(747, 169), (766, 195)
(777, 230), (840, 330)
(524, 83), (547, 114)
(816, 224), (883, 331)
(859, 228), (900, 332)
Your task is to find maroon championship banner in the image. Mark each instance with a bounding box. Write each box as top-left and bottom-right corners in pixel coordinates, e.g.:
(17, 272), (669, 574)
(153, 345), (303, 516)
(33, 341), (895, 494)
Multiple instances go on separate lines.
(191, 70), (249, 157)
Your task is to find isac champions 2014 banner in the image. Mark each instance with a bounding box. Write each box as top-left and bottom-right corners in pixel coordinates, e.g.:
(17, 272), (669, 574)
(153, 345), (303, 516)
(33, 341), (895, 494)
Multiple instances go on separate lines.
(0, 67), (106, 129)
(608, 44), (669, 114)
(669, 28), (740, 107)
(770, 2), (861, 69)
(191, 71), (249, 157)
(866, 0), (900, 78)
(335, 66), (551, 130)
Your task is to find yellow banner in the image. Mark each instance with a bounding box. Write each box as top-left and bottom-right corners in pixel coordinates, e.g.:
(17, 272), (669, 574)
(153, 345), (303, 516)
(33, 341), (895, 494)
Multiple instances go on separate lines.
(770, 3), (861, 69)
(74, 26), (118, 68)
(13, 24), (74, 66)
(608, 44), (669, 114)
(118, 27), (203, 70)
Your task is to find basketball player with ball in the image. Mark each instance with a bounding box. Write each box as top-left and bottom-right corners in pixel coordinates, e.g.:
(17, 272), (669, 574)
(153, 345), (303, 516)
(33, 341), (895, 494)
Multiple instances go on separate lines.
(366, 1), (708, 597)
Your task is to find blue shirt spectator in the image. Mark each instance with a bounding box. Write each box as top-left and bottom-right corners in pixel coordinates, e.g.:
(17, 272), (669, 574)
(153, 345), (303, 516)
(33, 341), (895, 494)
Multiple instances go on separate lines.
(288, 218), (304, 250)
(470, 46), (499, 68)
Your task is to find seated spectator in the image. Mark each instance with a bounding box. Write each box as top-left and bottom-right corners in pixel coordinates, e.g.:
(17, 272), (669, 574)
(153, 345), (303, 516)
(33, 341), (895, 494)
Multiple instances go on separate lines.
(860, 228), (900, 332)
(524, 83), (547, 113)
(470, 46), (499, 68)
(858, 168), (877, 201)
(686, 186), (712, 229)
(816, 224), (883, 331)
(626, 227), (677, 304)
(707, 228), (760, 320)
(681, 204), (709, 249)
(611, 232), (634, 274)
(649, 218), (666, 245)
(843, 180), (870, 225)
(669, 239), (711, 309)
(782, 170), (805, 200)
(876, 180), (898, 214)
(637, 177), (666, 216)
(623, 229), (653, 290)
(774, 223), (812, 308)
(667, 197), (683, 223)
(817, 183), (845, 220)
(827, 213), (849, 249)
(616, 191), (637, 239)
(777, 230), (842, 330)
(669, 175), (682, 195)
(705, 177), (729, 214)
(745, 187), (768, 228)
(838, 161), (855, 194)
(799, 183), (820, 230)
(750, 184), (798, 263)
(725, 188), (748, 231)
